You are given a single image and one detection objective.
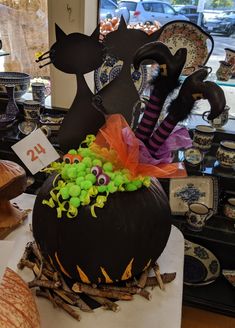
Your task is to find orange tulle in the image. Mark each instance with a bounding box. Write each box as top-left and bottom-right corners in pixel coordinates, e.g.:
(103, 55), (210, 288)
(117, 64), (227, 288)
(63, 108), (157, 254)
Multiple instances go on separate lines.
(91, 114), (187, 179)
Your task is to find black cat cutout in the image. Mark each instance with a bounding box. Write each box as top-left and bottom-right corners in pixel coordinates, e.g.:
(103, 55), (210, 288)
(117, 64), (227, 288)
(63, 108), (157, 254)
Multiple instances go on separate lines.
(37, 24), (105, 152)
(93, 17), (161, 124)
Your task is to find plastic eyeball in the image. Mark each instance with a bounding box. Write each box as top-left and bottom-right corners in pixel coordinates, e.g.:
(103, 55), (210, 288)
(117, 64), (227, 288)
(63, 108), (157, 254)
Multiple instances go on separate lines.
(91, 165), (102, 177)
(63, 154), (73, 164)
(97, 173), (110, 186)
(72, 154), (83, 164)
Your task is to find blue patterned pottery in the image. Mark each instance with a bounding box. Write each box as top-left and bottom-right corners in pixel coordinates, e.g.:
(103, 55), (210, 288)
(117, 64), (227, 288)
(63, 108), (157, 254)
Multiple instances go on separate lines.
(0, 72), (30, 99)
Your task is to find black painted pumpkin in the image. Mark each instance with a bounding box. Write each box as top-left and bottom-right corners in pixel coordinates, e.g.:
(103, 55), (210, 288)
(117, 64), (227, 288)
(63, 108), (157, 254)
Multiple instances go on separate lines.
(33, 174), (172, 284)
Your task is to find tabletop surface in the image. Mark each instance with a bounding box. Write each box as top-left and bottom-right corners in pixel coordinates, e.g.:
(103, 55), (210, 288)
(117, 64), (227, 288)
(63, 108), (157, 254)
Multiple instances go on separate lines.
(2, 193), (185, 328)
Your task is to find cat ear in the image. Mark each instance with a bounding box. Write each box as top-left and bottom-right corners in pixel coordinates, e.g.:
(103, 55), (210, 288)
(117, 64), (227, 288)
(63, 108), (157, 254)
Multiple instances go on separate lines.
(55, 24), (67, 40)
(118, 15), (127, 31)
(90, 25), (100, 41)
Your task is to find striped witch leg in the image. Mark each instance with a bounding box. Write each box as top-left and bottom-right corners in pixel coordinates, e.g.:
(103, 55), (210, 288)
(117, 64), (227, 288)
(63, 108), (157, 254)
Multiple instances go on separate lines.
(147, 114), (176, 158)
(135, 88), (164, 143)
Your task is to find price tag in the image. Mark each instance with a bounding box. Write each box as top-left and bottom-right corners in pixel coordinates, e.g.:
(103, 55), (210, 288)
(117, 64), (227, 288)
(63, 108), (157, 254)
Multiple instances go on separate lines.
(11, 128), (60, 175)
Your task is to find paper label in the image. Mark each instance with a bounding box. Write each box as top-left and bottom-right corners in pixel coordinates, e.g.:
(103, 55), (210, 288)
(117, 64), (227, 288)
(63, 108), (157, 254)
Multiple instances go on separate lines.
(11, 128), (60, 174)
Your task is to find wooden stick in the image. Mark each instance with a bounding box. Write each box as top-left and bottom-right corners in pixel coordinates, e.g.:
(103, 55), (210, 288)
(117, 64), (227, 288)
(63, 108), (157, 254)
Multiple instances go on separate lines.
(17, 242), (33, 269)
(28, 279), (61, 289)
(138, 289), (152, 300)
(72, 283), (133, 301)
(89, 295), (120, 312)
(145, 273), (176, 287)
(99, 285), (141, 294)
(137, 268), (150, 288)
(63, 291), (93, 312)
(36, 290), (80, 321)
(152, 264), (165, 290)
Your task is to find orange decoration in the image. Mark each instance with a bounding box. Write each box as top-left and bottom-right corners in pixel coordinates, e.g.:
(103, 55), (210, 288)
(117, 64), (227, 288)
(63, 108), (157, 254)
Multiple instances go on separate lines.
(91, 114), (187, 179)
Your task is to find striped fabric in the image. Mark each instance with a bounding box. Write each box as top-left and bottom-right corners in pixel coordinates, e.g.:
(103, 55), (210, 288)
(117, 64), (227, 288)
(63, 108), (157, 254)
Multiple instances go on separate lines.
(147, 114), (176, 157)
(135, 87), (163, 143)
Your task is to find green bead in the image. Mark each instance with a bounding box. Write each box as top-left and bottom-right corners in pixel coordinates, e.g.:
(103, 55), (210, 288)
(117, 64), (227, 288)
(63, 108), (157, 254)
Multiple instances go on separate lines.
(97, 185), (107, 193)
(114, 175), (124, 186)
(80, 180), (93, 190)
(68, 149), (77, 155)
(82, 157), (92, 167)
(69, 185), (81, 197)
(77, 171), (86, 177)
(67, 167), (77, 179)
(103, 162), (113, 172)
(132, 180), (142, 188)
(76, 163), (86, 172)
(125, 183), (137, 191)
(107, 181), (117, 193)
(60, 187), (70, 200)
(106, 172), (115, 179)
(92, 159), (102, 167)
(85, 173), (96, 184)
(76, 177), (84, 185)
(61, 167), (69, 180)
(66, 182), (75, 189)
(79, 149), (91, 157)
(69, 197), (80, 208)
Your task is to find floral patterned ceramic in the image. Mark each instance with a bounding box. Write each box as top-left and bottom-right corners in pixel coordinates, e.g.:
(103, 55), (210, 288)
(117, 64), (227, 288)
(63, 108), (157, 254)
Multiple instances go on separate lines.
(158, 21), (214, 75)
(224, 48), (235, 77)
(216, 140), (235, 168)
(216, 60), (233, 81)
(94, 55), (148, 95)
(202, 105), (230, 129)
(223, 198), (235, 219)
(184, 147), (203, 166)
(186, 202), (214, 231)
(192, 125), (215, 151)
(169, 176), (218, 215)
(184, 240), (220, 286)
(0, 72), (30, 99)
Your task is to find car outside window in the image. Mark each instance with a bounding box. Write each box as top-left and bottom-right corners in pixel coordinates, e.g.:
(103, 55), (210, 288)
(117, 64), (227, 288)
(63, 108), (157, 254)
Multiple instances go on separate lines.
(151, 3), (163, 13)
(163, 4), (175, 15)
(101, 0), (117, 9)
(142, 3), (151, 12)
(118, 1), (137, 11)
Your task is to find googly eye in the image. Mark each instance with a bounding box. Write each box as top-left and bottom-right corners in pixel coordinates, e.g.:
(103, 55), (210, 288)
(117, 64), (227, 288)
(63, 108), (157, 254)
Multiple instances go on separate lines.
(63, 154), (73, 164)
(97, 173), (110, 186)
(72, 154), (83, 164)
(91, 165), (102, 177)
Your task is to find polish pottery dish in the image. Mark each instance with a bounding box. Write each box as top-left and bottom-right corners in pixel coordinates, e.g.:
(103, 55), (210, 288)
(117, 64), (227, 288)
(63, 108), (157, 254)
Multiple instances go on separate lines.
(0, 72), (30, 99)
(184, 240), (220, 286)
(0, 114), (16, 130)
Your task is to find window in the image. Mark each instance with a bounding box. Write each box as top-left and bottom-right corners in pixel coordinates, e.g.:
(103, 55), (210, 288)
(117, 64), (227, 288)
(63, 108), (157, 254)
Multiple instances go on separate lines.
(118, 1), (137, 12)
(152, 3), (163, 13)
(163, 4), (175, 15)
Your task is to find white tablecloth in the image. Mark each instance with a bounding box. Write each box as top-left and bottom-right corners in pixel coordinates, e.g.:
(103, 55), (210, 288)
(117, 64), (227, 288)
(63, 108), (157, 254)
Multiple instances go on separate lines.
(3, 193), (184, 328)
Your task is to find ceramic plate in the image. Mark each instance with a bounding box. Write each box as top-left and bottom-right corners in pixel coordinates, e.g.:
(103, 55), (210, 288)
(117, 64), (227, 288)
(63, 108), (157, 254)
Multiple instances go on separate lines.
(184, 147), (203, 166)
(94, 55), (148, 95)
(184, 240), (220, 286)
(158, 20), (214, 75)
(169, 176), (218, 215)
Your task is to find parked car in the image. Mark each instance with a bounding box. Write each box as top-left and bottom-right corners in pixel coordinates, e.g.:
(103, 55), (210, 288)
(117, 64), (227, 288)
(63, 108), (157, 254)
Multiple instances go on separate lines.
(174, 5), (199, 24)
(117, 0), (189, 25)
(99, 0), (130, 22)
(203, 10), (235, 36)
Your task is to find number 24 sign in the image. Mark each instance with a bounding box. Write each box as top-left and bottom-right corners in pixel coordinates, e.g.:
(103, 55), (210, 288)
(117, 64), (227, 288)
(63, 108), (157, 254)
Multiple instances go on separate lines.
(12, 129), (60, 175)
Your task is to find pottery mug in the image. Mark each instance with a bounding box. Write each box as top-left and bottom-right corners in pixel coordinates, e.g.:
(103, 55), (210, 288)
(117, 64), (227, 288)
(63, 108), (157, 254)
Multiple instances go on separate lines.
(31, 82), (50, 106)
(193, 125), (215, 151)
(23, 100), (41, 122)
(224, 48), (235, 77)
(223, 198), (235, 219)
(216, 140), (235, 169)
(216, 60), (233, 81)
(202, 105), (230, 129)
(186, 203), (214, 232)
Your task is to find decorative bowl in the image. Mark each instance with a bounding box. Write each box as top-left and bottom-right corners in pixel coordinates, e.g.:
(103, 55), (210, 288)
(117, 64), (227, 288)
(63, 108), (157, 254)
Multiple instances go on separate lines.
(0, 72), (30, 99)
(0, 114), (16, 130)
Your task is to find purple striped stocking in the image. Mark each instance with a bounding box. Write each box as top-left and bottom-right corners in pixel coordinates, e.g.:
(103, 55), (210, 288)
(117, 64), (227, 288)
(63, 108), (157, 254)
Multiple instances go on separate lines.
(147, 114), (176, 158)
(135, 88), (164, 143)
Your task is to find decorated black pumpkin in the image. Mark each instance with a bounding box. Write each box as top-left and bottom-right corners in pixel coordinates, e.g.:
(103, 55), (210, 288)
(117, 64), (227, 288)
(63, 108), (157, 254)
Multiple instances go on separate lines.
(33, 174), (172, 284)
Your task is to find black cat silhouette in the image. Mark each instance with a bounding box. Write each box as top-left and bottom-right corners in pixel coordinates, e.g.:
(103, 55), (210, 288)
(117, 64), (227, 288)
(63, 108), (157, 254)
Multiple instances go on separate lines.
(37, 24), (105, 152)
(93, 17), (161, 124)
